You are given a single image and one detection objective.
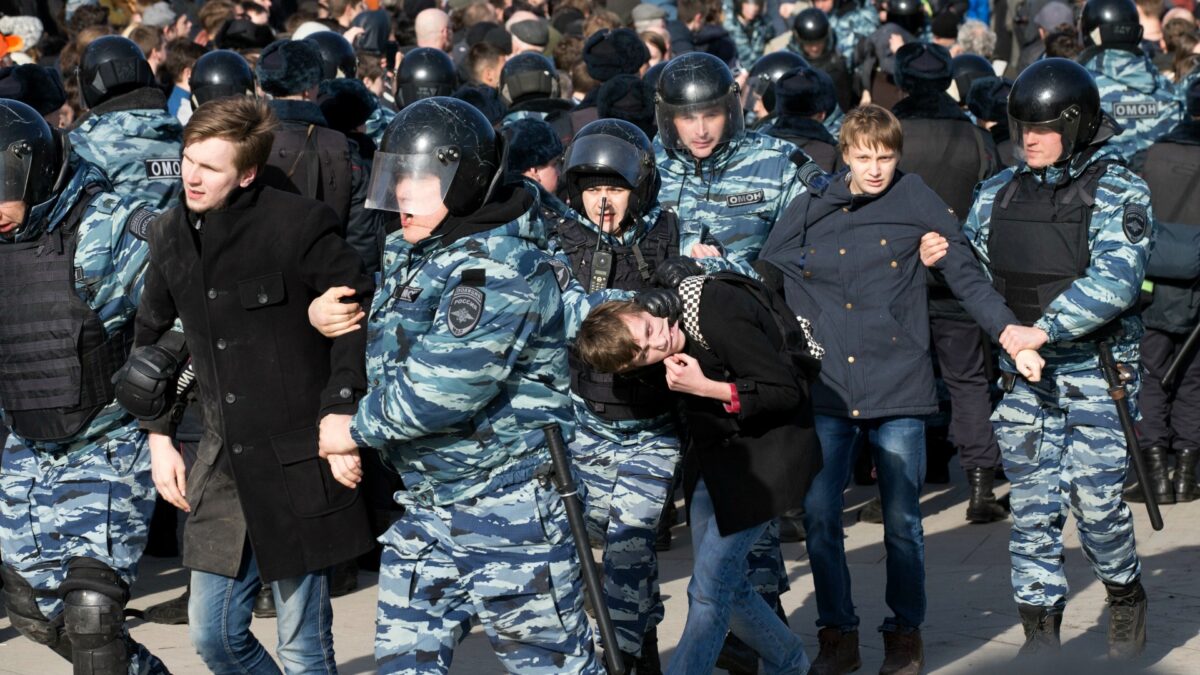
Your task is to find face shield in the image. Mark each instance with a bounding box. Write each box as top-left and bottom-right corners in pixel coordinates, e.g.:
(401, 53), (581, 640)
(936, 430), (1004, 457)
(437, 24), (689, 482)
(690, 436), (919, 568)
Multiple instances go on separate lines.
(366, 147), (461, 215)
(1008, 103), (1081, 165)
(656, 91), (745, 155)
(0, 140), (34, 204)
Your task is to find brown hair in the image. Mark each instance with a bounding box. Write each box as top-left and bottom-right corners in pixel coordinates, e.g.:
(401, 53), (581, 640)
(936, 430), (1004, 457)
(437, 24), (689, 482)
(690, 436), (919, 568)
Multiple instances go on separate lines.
(183, 97), (278, 173)
(583, 9), (624, 36)
(575, 301), (650, 373)
(838, 104), (903, 155)
(128, 24), (163, 60)
(199, 0), (236, 37)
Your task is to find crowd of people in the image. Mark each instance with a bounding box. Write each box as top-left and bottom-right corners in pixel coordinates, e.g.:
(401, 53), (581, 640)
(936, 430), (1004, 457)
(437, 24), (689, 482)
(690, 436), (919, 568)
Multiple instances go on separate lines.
(0, 0), (1197, 674)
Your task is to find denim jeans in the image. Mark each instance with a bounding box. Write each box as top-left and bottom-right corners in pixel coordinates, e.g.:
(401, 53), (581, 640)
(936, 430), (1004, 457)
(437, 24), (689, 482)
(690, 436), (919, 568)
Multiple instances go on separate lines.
(190, 545), (336, 674)
(667, 478), (809, 675)
(803, 414), (927, 632)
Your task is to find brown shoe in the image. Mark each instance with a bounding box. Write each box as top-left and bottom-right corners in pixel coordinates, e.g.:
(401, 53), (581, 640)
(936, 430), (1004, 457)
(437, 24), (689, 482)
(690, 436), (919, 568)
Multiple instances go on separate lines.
(810, 627), (861, 675)
(880, 630), (923, 675)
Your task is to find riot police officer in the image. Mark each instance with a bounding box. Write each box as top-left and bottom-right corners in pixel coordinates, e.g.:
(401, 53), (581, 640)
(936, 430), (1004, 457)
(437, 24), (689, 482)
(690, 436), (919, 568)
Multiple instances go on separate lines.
(761, 65), (842, 172)
(742, 50), (809, 127)
(499, 52), (575, 127)
(935, 58), (1153, 659)
(314, 97), (603, 674)
(69, 35), (183, 211)
(854, 0), (927, 110)
(1077, 0), (1182, 158)
(394, 46), (458, 109)
(790, 8), (857, 113)
(0, 99), (167, 675)
(305, 30), (358, 80)
(188, 50), (257, 109)
(722, 0), (777, 68)
(825, 0), (882, 69)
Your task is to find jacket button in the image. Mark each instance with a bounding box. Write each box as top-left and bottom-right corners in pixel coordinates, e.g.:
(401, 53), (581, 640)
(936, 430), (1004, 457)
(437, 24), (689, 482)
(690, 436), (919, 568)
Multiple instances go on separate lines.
(216, 338), (227, 350)
(339, 387), (352, 399)
(842, 207), (849, 213)
(845, 303), (853, 310)
(809, 248), (815, 255)
(891, 261), (898, 268)
(231, 443), (243, 454)
(839, 248), (846, 255)
(851, 409), (860, 417)
(225, 393), (236, 404)
(880, 239), (887, 246)
(803, 271), (812, 278)
(257, 292), (269, 304)
(207, 288), (217, 299)
(847, 356), (855, 363)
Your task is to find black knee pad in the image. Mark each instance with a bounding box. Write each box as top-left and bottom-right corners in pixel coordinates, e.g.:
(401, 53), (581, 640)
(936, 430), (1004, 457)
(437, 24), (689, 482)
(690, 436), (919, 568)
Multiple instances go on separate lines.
(0, 564), (73, 661)
(59, 558), (132, 675)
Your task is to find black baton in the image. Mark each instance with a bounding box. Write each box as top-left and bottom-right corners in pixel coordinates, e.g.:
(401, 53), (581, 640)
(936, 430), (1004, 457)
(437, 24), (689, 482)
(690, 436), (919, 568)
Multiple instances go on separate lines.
(1098, 341), (1164, 531)
(542, 424), (626, 675)
(1161, 320), (1199, 392)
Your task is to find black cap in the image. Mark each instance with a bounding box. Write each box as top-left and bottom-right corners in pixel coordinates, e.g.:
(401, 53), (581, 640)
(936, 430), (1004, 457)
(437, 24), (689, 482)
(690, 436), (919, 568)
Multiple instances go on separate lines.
(966, 76), (1012, 122)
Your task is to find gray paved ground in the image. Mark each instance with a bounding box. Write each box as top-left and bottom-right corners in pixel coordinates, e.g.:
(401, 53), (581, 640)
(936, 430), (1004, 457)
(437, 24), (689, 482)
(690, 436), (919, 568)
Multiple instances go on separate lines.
(2, 471), (1197, 674)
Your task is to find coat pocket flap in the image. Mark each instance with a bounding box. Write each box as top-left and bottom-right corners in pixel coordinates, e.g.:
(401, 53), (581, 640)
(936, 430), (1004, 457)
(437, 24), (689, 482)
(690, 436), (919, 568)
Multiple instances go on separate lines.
(270, 426), (319, 465)
(237, 272), (287, 309)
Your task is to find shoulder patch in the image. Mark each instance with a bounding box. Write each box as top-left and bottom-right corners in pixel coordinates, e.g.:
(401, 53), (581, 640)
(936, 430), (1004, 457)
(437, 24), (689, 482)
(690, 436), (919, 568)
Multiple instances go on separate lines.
(1111, 101), (1160, 119)
(94, 195), (120, 215)
(461, 268), (486, 286)
(126, 206), (158, 241)
(144, 158), (182, 180)
(447, 285), (485, 337)
(1123, 203), (1148, 244)
(726, 190), (765, 207)
(547, 257), (572, 291)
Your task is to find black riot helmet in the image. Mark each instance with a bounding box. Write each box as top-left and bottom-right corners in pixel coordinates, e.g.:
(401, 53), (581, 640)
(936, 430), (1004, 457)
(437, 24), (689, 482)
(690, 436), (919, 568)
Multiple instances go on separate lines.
(77, 35), (156, 109)
(1080, 0), (1143, 49)
(744, 51), (809, 119)
(369, 97), (500, 217)
(886, 0), (927, 36)
(305, 31), (358, 80)
(1008, 58), (1102, 163)
(0, 99), (65, 228)
(793, 8), (832, 47)
(189, 50), (256, 108)
(562, 118), (660, 220)
(655, 52), (745, 154)
(950, 53), (995, 104)
(394, 47), (457, 109)
(499, 52), (560, 107)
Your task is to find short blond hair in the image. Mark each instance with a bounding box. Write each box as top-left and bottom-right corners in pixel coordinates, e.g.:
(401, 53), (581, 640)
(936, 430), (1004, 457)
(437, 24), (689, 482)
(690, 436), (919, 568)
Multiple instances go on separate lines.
(838, 104), (904, 155)
(183, 97), (277, 173)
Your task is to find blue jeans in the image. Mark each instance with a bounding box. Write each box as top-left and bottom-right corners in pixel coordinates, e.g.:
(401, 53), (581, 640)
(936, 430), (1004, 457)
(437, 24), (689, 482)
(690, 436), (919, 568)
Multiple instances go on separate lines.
(803, 415), (927, 632)
(667, 479), (809, 675)
(189, 545), (336, 674)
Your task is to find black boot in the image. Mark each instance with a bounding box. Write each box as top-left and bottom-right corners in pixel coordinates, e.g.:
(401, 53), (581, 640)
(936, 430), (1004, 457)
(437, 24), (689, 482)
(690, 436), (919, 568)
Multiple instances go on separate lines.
(1124, 446), (1175, 504)
(1105, 579), (1147, 660)
(1173, 447), (1198, 502)
(965, 467), (1008, 523)
(715, 632), (758, 675)
(143, 587), (190, 625)
(1017, 604), (1062, 656)
(253, 583), (276, 619)
(635, 627), (662, 675)
(329, 559), (359, 598)
(779, 508), (806, 543)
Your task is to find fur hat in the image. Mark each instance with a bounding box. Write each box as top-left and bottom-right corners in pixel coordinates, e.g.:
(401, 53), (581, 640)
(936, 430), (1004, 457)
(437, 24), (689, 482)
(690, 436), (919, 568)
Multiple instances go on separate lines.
(256, 39), (325, 96)
(894, 41), (953, 94)
(504, 117), (564, 173)
(583, 28), (650, 83)
(775, 65), (837, 118)
(318, 78), (376, 133)
(966, 76), (1012, 122)
(0, 64), (66, 115)
(596, 74), (657, 140)
(216, 18), (275, 50)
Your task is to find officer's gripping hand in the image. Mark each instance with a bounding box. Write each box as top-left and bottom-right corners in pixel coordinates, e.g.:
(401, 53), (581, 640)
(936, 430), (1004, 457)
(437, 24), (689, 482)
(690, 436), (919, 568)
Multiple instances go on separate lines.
(688, 243), (722, 259)
(654, 256), (705, 289)
(309, 286), (365, 338)
(1015, 349), (1044, 383)
(328, 450), (363, 489)
(636, 288), (683, 324)
(919, 232), (949, 268)
(1000, 324), (1049, 360)
(149, 432), (190, 513)
(319, 413), (359, 457)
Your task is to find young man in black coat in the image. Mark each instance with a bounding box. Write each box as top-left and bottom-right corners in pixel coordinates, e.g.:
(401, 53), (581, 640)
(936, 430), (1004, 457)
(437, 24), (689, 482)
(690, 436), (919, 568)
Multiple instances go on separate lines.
(576, 273), (822, 675)
(132, 96), (375, 673)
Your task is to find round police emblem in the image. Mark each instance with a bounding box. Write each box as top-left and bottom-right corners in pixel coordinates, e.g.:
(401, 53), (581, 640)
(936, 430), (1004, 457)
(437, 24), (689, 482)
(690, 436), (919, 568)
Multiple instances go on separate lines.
(1122, 204), (1148, 244)
(447, 286), (484, 337)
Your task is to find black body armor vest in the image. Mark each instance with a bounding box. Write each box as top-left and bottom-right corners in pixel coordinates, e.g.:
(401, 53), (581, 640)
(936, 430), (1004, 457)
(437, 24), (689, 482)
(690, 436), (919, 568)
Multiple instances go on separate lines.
(558, 212), (680, 421)
(988, 161), (1111, 326)
(0, 190), (131, 442)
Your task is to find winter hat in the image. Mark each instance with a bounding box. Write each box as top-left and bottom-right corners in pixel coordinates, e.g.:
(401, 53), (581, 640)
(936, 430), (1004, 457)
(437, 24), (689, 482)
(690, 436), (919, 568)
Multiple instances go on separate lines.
(774, 65), (837, 118)
(318, 78), (376, 133)
(894, 41), (953, 93)
(572, 172), (634, 191)
(596, 74), (657, 139)
(504, 117), (564, 173)
(0, 16), (42, 51)
(453, 83), (509, 125)
(0, 65), (67, 115)
(510, 19), (550, 48)
(292, 21), (333, 41)
(583, 28), (649, 82)
(966, 76), (1012, 122)
(931, 11), (960, 40)
(256, 39), (325, 96)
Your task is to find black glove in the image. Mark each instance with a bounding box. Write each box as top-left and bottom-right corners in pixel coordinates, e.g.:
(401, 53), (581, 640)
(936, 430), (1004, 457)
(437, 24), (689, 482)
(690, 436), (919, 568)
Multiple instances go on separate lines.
(653, 256), (704, 289)
(636, 288), (683, 324)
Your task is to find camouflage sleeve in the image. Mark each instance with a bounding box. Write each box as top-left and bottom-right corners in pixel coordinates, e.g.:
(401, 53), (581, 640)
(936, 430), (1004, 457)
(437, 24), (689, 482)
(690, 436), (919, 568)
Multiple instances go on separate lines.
(100, 195), (155, 317)
(550, 246), (632, 340)
(1032, 167), (1153, 343)
(679, 221), (761, 278)
(348, 257), (541, 446)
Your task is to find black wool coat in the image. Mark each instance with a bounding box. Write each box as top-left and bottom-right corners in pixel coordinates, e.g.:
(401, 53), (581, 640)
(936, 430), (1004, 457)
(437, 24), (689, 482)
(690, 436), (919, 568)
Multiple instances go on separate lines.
(681, 279), (823, 536)
(134, 182), (375, 582)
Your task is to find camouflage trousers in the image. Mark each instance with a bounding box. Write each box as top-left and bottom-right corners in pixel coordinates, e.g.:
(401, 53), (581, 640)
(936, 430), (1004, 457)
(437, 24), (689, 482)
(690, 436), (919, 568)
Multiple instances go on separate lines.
(375, 475), (603, 674)
(747, 520), (788, 604)
(0, 422), (166, 674)
(572, 426), (679, 656)
(993, 367), (1142, 608)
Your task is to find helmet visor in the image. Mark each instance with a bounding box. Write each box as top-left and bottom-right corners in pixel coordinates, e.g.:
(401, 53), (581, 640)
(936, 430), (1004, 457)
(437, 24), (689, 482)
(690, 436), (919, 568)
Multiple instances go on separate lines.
(366, 150), (460, 215)
(0, 141), (34, 203)
(1008, 104), (1081, 164)
(655, 91), (745, 154)
(741, 73), (772, 115)
(562, 135), (649, 189)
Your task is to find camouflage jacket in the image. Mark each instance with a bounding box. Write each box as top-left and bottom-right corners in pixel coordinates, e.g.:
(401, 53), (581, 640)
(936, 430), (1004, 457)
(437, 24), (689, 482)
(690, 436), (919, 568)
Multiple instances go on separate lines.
(364, 96), (397, 148)
(963, 141), (1153, 372)
(69, 87), (183, 211)
(348, 185), (575, 506)
(655, 131), (807, 269)
(722, 0), (776, 68)
(1078, 46), (1183, 159)
(830, 1), (881, 69)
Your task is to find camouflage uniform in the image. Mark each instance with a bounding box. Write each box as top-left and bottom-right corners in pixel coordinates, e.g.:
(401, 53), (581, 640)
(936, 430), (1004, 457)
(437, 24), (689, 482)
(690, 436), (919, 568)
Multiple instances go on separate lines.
(722, 0), (776, 68)
(830, 1), (881, 69)
(69, 100), (183, 211)
(962, 142), (1152, 608)
(1079, 48), (1183, 160)
(655, 130), (808, 604)
(0, 160), (165, 673)
(364, 96), (397, 148)
(349, 187), (602, 674)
